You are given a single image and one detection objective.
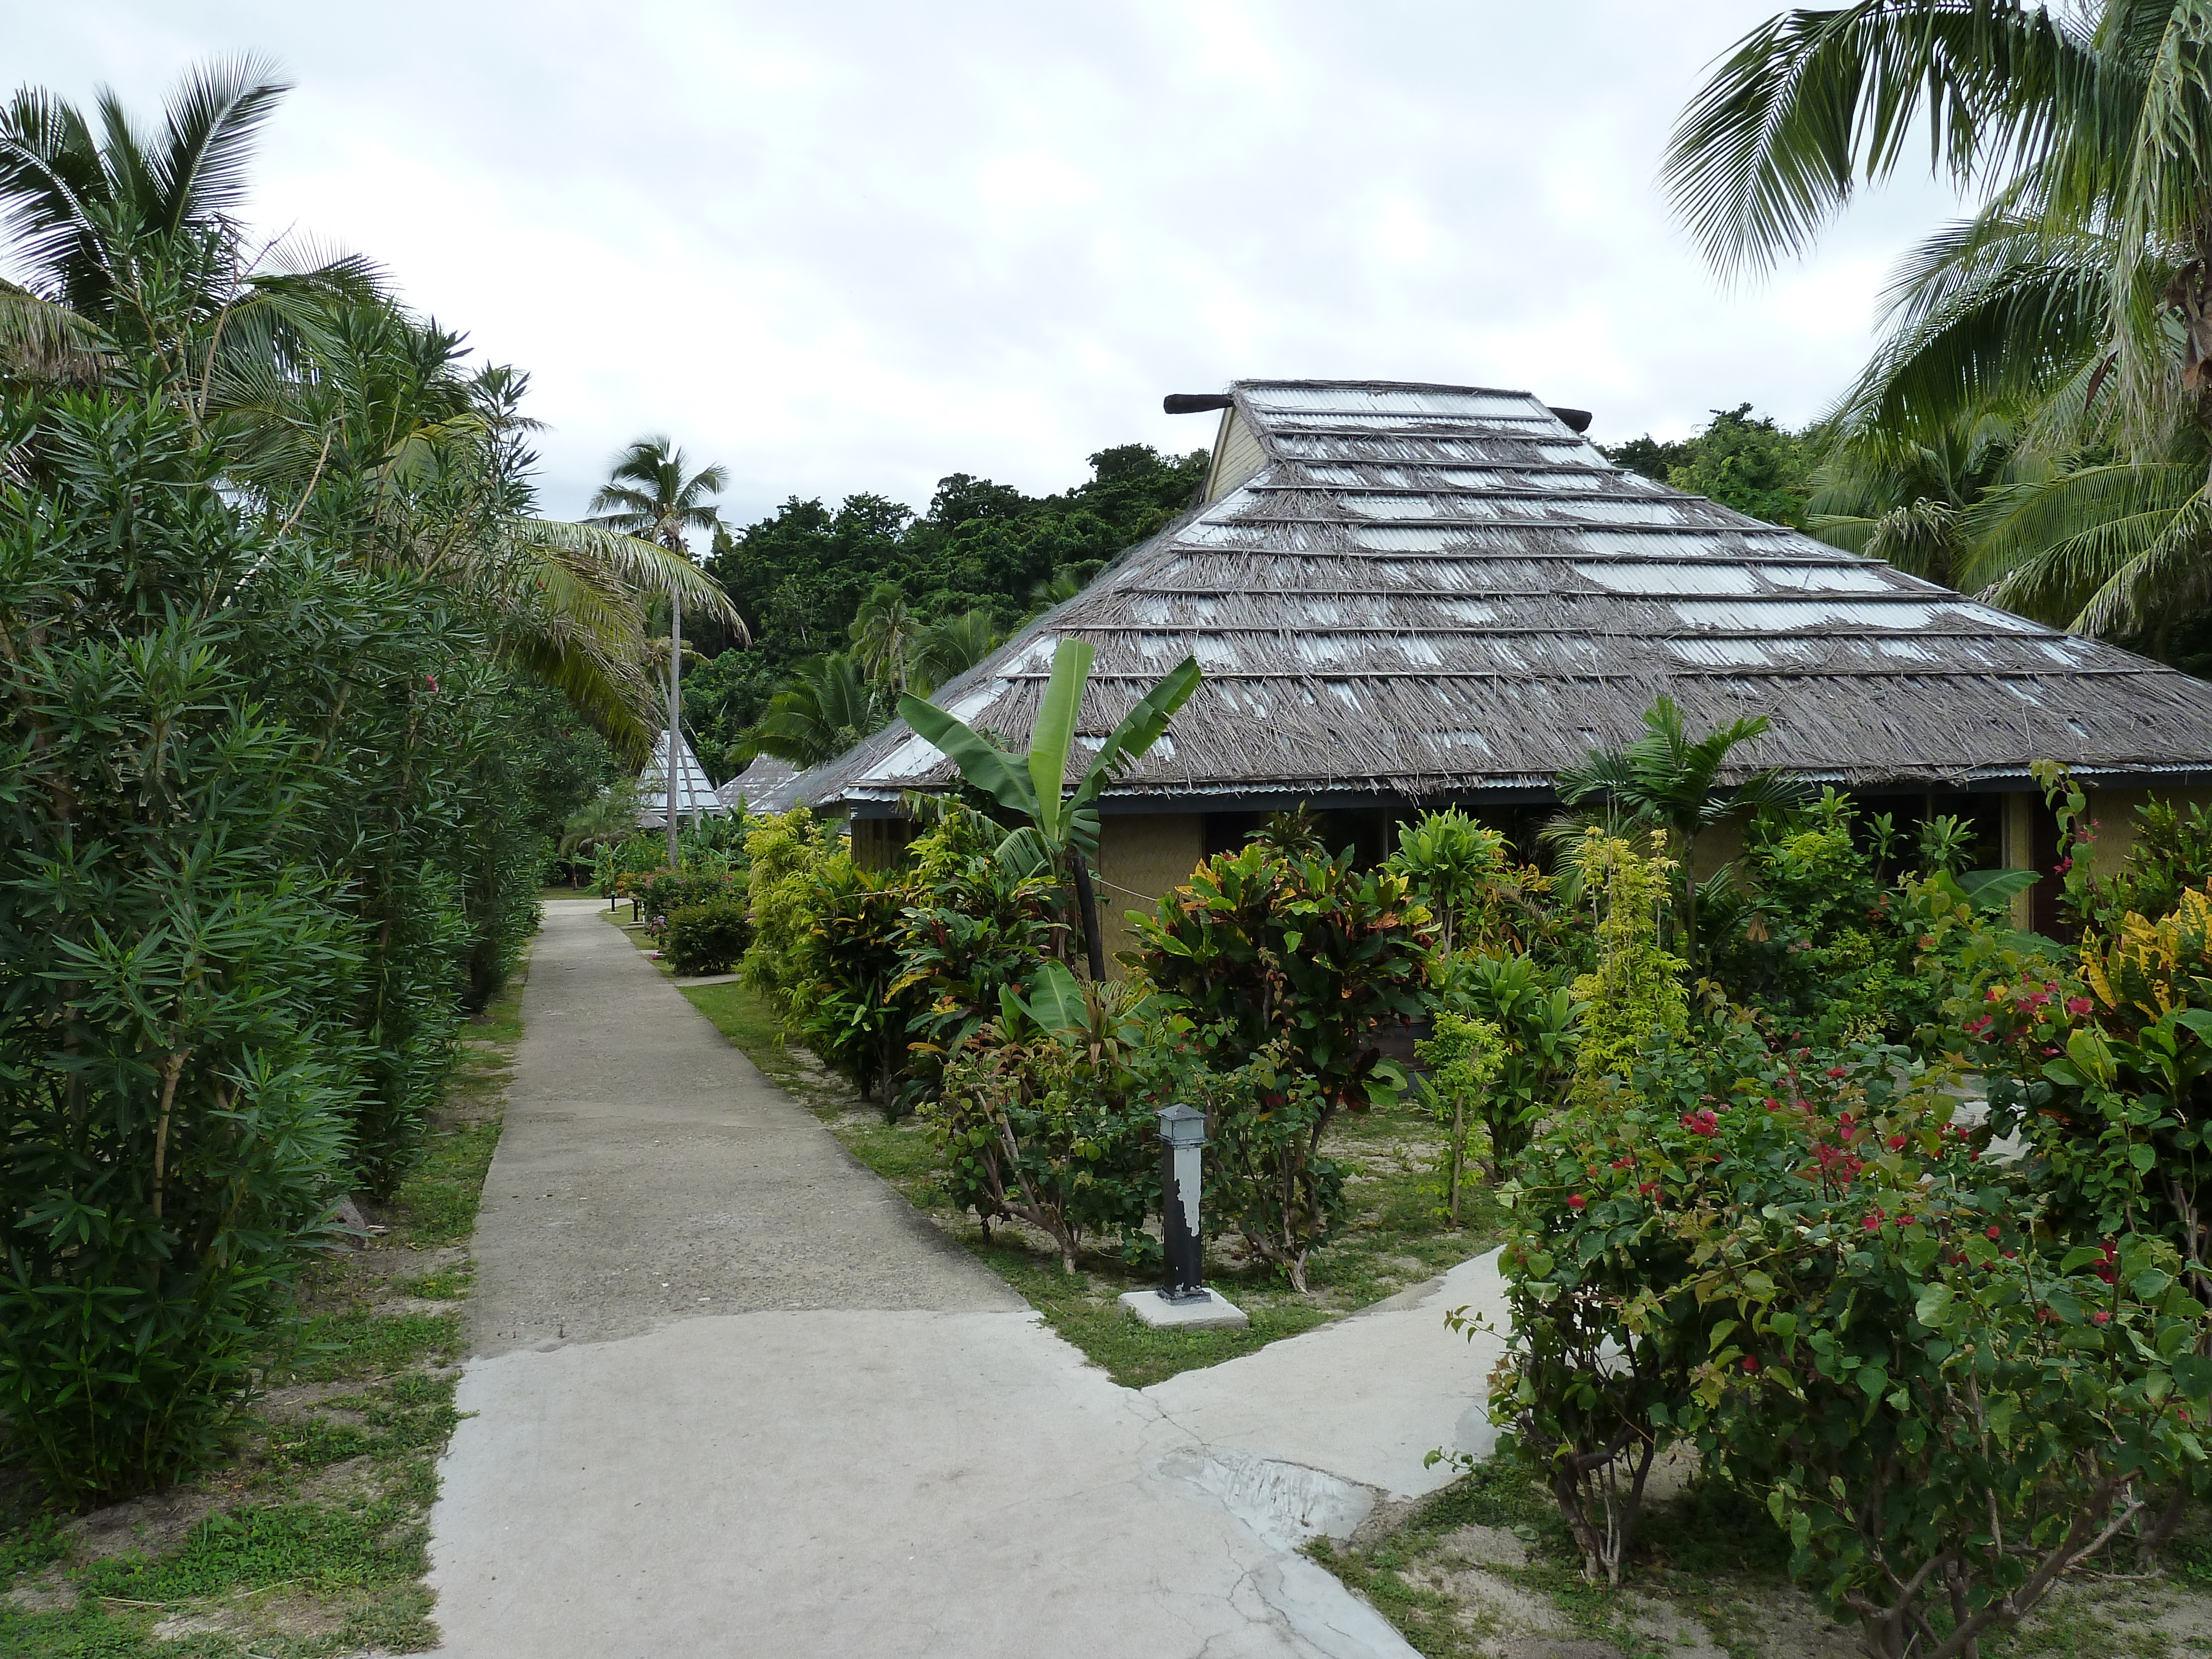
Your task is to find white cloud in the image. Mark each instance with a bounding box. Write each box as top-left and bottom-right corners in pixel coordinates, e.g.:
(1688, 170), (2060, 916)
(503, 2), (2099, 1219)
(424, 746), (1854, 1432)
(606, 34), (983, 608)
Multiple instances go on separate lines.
(2, 0), (1968, 523)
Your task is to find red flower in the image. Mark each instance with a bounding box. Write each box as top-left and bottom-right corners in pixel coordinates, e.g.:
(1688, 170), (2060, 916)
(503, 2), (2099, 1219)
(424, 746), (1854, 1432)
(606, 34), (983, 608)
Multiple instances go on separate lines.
(1611, 1157), (1634, 1170)
(2091, 1310), (2111, 1326)
(1567, 1193), (1587, 1211)
(1863, 1211), (1885, 1233)
(1986, 1225), (2001, 1240)
(1886, 1135), (1906, 1152)
(2067, 997), (2093, 1016)
(1764, 1097), (1780, 1111)
(1741, 1355), (1760, 1373)
(1637, 1182), (1658, 1198)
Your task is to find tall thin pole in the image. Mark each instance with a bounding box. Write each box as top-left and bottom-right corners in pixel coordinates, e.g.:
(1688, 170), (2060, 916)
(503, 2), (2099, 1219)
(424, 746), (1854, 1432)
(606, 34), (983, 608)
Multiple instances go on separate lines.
(666, 580), (682, 869)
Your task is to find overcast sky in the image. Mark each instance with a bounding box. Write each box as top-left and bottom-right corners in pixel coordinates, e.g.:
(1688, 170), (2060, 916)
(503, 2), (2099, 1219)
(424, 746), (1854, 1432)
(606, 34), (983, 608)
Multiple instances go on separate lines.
(7, 2), (1961, 525)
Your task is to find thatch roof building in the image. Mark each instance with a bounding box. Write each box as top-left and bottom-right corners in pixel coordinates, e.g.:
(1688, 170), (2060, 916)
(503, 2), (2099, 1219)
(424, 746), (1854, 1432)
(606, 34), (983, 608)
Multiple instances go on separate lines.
(637, 729), (726, 830)
(798, 378), (2212, 943)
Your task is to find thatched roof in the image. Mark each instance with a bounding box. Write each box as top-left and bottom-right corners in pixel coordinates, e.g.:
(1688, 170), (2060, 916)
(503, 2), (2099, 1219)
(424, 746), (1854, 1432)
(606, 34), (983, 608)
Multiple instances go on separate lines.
(717, 754), (804, 814)
(801, 378), (2212, 813)
(638, 729), (727, 827)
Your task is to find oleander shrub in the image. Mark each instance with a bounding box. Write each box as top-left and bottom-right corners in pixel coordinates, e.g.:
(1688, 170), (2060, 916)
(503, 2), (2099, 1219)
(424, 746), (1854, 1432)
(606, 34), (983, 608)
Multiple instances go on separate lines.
(0, 388), (566, 1499)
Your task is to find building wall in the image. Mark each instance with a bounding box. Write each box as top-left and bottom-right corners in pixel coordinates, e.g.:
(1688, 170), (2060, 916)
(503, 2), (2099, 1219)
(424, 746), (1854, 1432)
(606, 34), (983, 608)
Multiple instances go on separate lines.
(1996, 784), (2212, 928)
(1204, 410), (1268, 503)
(2075, 787), (2212, 883)
(850, 816), (911, 872)
(1095, 813), (1206, 974)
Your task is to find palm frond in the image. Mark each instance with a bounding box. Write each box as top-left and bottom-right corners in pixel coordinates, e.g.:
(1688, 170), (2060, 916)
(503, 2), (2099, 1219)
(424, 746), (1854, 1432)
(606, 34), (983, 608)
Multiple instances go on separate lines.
(146, 55), (288, 232)
(1663, 1), (2095, 278)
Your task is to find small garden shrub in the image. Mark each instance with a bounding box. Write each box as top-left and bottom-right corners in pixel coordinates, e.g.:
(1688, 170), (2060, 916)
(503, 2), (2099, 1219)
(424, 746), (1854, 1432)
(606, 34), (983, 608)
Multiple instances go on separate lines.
(664, 899), (752, 974)
(1130, 839), (1437, 1112)
(928, 964), (1156, 1270)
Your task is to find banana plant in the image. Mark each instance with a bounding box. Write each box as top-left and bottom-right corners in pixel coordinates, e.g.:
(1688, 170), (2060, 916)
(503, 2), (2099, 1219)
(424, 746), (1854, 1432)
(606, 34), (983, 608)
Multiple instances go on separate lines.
(898, 639), (1200, 980)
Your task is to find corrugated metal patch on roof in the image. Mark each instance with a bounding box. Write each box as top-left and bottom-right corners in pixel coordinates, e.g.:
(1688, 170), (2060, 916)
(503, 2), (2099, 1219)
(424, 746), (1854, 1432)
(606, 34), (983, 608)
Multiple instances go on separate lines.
(1574, 562), (1762, 597)
(1755, 563), (1896, 594)
(1667, 638), (1781, 667)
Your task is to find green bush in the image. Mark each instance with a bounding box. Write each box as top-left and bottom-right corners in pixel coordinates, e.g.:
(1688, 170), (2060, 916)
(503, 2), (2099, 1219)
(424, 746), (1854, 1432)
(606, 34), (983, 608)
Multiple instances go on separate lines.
(0, 395), (362, 1499)
(927, 966), (1156, 1270)
(788, 854), (919, 1113)
(1130, 840), (1437, 1111)
(1434, 950), (1582, 1177)
(637, 868), (740, 937)
(741, 810), (837, 1018)
(664, 899), (752, 975)
(0, 386), (561, 1499)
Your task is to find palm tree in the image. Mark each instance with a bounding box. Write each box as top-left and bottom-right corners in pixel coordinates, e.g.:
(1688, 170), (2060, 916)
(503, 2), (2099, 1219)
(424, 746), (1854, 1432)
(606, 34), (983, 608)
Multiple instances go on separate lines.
(586, 436), (729, 558)
(1662, 2), (2212, 644)
(744, 654), (890, 768)
(0, 57), (380, 404)
(0, 63), (740, 760)
(1555, 696), (1801, 956)
(588, 435), (738, 857)
(1806, 414), (2022, 589)
(849, 580), (922, 694)
(911, 609), (1001, 695)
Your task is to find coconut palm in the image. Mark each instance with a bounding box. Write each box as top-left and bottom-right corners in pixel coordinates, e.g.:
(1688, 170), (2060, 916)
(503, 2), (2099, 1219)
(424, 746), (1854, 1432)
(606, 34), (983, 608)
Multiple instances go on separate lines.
(912, 609), (1001, 695)
(1662, 1), (2212, 642)
(586, 436), (729, 557)
(0, 57), (382, 401)
(1555, 696), (1801, 956)
(1806, 414), (2022, 589)
(849, 580), (922, 693)
(744, 654), (890, 768)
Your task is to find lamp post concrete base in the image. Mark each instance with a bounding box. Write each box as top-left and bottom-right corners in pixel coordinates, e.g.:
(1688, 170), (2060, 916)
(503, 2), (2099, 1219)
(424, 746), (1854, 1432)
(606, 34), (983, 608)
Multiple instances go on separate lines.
(1119, 1288), (1249, 1331)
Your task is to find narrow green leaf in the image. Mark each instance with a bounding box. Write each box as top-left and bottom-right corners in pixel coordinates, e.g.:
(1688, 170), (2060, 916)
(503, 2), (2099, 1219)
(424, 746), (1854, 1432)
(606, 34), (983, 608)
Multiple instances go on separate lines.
(1029, 638), (1093, 843)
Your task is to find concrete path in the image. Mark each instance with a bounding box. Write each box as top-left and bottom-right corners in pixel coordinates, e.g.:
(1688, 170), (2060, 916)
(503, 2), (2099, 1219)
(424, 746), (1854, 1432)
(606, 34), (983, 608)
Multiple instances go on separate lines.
(426, 900), (1503, 1658)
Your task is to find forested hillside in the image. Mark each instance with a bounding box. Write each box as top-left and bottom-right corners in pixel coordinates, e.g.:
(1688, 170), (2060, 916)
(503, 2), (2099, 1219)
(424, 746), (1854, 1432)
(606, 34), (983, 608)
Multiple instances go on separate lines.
(684, 441), (1204, 774)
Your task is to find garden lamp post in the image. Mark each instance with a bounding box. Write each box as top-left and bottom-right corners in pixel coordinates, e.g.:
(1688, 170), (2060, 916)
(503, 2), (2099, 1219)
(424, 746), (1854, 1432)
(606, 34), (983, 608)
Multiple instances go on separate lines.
(1157, 1102), (1209, 1303)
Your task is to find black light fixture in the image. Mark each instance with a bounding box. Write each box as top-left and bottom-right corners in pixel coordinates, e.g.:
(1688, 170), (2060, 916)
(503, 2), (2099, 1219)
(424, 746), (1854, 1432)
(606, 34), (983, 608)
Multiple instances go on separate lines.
(1163, 393), (1233, 415)
(1157, 1102), (1211, 1303)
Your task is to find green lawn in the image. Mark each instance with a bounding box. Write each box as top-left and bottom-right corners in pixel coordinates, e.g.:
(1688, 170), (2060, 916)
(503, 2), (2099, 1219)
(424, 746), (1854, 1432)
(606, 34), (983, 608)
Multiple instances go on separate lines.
(0, 962), (525, 1659)
(675, 958), (1507, 1388)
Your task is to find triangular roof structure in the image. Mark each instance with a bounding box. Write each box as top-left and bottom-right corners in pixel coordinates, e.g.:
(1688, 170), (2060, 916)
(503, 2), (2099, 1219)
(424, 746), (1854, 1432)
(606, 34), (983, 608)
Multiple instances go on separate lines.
(638, 728), (727, 827)
(802, 378), (2212, 813)
(716, 754), (804, 815)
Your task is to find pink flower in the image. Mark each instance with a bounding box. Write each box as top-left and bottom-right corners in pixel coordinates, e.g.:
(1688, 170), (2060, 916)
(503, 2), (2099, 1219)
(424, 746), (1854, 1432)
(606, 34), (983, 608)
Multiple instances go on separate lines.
(2067, 997), (2093, 1017)
(2091, 1310), (2111, 1326)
